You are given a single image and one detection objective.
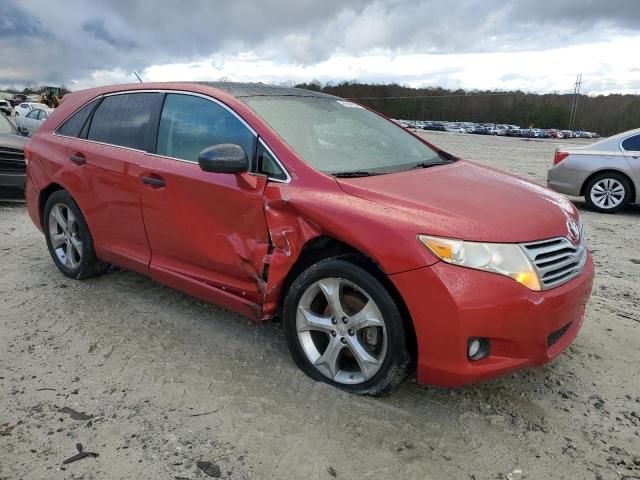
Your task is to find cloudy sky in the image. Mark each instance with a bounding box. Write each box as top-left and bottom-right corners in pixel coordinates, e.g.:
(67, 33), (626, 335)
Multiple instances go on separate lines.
(1, 0), (639, 94)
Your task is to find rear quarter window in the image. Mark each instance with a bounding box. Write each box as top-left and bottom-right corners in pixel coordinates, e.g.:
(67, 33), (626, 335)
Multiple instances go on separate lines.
(56, 98), (100, 138)
(621, 134), (640, 151)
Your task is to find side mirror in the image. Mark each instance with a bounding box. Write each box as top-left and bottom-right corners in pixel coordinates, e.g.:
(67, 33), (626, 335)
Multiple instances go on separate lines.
(18, 126), (29, 136)
(198, 144), (248, 174)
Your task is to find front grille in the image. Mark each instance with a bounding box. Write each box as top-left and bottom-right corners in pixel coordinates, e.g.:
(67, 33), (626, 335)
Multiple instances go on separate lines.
(521, 234), (587, 289)
(0, 147), (25, 172)
(547, 321), (572, 348)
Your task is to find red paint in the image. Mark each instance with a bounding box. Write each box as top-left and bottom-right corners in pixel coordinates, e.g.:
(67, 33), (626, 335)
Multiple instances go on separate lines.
(554, 151), (569, 165)
(25, 82), (595, 386)
(391, 255), (593, 386)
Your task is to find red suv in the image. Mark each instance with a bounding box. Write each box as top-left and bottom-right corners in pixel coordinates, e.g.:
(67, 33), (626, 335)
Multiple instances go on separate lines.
(25, 83), (594, 395)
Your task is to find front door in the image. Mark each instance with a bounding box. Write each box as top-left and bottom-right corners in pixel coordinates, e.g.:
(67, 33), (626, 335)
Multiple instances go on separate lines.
(137, 93), (271, 310)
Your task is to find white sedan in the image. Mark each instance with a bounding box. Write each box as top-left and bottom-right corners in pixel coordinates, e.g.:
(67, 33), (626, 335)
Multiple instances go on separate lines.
(14, 102), (50, 117)
(15, 108), (51, 136)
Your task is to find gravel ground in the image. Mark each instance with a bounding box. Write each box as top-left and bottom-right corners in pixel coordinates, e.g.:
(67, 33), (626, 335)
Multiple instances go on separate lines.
(1, 132), (639, 480)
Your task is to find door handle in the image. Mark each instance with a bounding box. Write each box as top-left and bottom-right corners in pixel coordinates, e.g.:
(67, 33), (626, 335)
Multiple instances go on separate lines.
(141, 176), (166, 187)
(69, 153), (86, 165)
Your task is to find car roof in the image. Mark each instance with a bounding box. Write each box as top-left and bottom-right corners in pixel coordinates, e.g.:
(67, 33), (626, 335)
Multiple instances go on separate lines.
(69, 81), (338, 103)
(582, 127), (640, 150)
(196, 82), (336, 99)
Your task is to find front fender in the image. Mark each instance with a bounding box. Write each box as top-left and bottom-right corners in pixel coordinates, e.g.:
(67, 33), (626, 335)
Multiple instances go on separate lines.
(260, 180), (439, 317)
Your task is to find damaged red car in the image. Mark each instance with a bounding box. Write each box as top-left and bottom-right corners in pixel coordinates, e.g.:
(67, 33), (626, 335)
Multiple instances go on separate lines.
(25, 83), (594, 395)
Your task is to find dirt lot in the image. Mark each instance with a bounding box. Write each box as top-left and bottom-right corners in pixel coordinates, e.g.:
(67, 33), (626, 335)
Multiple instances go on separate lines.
(1, 133), (639, 480)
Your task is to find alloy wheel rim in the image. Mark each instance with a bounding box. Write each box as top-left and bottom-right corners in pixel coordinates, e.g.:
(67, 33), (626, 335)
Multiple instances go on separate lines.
(591, 179), (625, 209)
(48, 203), (83, 268)
(296, 277), (387, 384)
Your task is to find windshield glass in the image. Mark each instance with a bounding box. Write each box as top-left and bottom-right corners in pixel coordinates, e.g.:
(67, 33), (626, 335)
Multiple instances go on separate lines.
(244, 96), (447, 174)
(0, 112), (17, 134)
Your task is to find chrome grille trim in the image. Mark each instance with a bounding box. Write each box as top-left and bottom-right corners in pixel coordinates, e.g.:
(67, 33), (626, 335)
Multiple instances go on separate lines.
(521, 232), (587, 290)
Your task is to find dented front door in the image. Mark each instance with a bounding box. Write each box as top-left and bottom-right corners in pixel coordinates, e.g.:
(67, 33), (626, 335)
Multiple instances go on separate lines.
(138, 154), (271, 304)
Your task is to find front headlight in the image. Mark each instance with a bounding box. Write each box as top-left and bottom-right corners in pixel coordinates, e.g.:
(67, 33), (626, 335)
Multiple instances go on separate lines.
(418, 235), (541, 291)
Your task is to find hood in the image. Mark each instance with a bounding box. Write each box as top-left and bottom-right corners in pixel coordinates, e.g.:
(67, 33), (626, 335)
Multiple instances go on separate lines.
(337, 160), (579, 243)
(0, 132), (28, 151)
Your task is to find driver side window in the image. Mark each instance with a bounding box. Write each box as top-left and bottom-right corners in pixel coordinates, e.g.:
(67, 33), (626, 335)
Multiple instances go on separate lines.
(156, 94), (256, 163)
(26, 110), (38, 119)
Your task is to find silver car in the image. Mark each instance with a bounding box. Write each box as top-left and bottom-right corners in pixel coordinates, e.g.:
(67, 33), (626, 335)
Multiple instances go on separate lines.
(547, 128), (640, 213)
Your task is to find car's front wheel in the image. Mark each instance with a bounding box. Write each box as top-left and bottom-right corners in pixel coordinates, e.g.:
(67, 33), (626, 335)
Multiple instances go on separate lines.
(43, 190), (108, 279)
(585, 172), (632, 213)
(283, 257), (410, 396)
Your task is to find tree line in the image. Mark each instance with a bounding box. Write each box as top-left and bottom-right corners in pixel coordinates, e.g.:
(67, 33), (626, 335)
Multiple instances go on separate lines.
(295, 81), (640, 136)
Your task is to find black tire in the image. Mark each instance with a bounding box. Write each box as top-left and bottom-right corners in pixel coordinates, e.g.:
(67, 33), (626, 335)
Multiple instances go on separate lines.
(584, 172), (632, 213)
(43, 190), (108, 279)
(283, 256), (410, 396)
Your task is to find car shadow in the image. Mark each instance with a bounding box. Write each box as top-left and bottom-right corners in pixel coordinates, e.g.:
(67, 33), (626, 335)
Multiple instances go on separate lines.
(572, 198), (640, 217)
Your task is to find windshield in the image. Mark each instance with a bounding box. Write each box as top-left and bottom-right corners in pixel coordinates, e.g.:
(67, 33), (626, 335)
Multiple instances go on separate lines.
(244, 96), (448, 175)
(0, 112), (17, 135)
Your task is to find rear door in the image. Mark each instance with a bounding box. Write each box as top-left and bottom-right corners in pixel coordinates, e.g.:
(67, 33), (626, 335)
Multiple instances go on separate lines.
(66, 92), (163, 273)
(136, 92), (271, 305)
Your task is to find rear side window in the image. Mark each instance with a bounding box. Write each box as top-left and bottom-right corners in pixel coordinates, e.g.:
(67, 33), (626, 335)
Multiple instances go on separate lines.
(621, 134), (640, 151)
(156, 93), (255, 162)
(56, 98), (100, 137)
(87, 93), (159, 150)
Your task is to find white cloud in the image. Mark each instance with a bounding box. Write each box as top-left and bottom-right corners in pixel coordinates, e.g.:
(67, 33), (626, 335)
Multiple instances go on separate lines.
(68, 36), (640, 95)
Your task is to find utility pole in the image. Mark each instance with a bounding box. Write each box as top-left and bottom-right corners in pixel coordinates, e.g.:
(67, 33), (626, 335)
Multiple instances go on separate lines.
(569, 73), (582, 131)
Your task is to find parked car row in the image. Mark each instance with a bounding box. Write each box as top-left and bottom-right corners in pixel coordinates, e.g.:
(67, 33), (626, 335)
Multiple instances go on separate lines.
(0, 93), (36, 107)
(392, 119), (599, 139)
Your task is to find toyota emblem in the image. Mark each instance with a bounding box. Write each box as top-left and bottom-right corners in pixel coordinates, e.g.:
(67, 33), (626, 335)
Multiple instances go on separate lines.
(567, 218), (580, 244)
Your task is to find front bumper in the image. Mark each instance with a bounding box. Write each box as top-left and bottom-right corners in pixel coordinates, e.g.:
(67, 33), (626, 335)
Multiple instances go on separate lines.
(391, 252), (594, 387)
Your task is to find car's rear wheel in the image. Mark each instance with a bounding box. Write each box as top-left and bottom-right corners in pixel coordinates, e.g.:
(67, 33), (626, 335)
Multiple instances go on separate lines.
(283, 257), (410, 396)
(585, 172), (632, 213)
(43, 190), (108, 279)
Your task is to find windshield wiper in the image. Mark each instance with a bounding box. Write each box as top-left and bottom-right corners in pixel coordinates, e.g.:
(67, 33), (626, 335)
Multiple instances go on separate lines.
(331, 170), (378, 178)
(411, 160), (454, 169)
